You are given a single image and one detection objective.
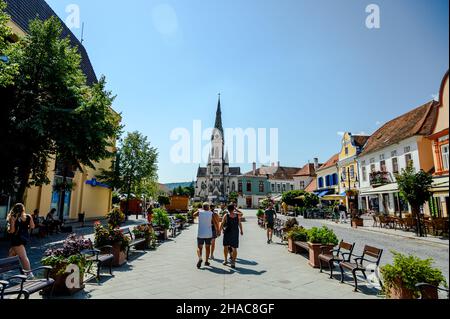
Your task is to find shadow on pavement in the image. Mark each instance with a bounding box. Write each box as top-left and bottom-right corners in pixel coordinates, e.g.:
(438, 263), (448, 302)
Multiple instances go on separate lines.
(235, 258), (258, 266)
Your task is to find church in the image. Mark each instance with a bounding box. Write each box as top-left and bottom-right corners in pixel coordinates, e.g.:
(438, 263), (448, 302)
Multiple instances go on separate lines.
(194, 96), (241, 203)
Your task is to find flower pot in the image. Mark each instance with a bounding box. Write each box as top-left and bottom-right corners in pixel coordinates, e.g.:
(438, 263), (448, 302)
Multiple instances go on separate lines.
(352, 218), (364, 228)
(387, 279), (416, 299)
(44, 269), (85, 296)
(308, 243), (334, 268)
(134, 239), (150, 250)
(111, 242), (127, 267)
(288, 238), (297, 253)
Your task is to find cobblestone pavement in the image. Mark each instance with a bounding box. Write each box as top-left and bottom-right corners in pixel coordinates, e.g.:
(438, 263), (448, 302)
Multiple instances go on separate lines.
(281, 215), (449, 283)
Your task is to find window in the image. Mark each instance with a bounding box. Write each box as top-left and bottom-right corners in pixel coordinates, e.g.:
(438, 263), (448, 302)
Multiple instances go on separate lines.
(349, 165), (355, 179)
(370, 164), (376, 173)
(361, 160), (366, 166)
(380, 154), (385, 161)
(318, 177), (324, 188)
(291, 184), (294, 191)
(341, 168), (347, 181)
(282, 184), (286, 192)
(380, 160), (386, 172)
(238, 182), (243, 193)
(362, 166), (367, 182)
(277, 184), (281, 193)
(442, 144), (449, 171)
(333, 173), (338, 185)
(259, 181), (265, 193)
(405, 153), (413, 168)
(404, 146), (411, 154)
(246, 182), (252, 192)
(299, 181), (305, 189)
(391, 150), (397, 157)
(231, 182), (236, 192)
(392, 157), (399, 174)
(345, 147), (349, 155)
(271, 184), (275, 192)
(370, 158), (375, 164)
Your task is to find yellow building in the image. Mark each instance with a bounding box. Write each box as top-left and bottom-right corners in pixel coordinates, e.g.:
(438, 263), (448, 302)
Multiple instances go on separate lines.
(337, 133), (370, 212)
(2, 0), (117, 221)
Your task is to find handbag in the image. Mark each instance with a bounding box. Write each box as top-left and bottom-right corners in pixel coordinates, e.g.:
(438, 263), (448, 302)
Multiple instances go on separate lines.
(222, 214), (229, 232)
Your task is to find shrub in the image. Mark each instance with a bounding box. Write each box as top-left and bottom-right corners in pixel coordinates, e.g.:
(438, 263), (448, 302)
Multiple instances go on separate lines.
(256, 209), (264, 218)
(94, 222), (130, 252)
(153, 208), (170, 229)
(380, 251), (447, 298)
(133, 224), (157, 249)
(307, 226), (339, 245)
(175, 213), (187, 223)
(286, 226), (308, 242)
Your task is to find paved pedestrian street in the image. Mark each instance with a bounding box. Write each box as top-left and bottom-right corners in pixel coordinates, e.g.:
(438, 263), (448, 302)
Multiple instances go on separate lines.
(20, 211), (382, 299)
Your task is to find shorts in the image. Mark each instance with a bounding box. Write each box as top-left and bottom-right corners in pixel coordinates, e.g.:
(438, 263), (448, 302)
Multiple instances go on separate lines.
(266, 222), (274, 229)
(212, 229), (217, 239)
(197, 238), (212, 246)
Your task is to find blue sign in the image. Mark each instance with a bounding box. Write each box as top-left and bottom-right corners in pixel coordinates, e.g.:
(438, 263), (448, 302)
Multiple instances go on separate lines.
(85, 178), (110, 189)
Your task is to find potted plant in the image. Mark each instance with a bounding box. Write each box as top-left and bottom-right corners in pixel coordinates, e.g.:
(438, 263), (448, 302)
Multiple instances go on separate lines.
(380, 251), (447, 299)
(41, 234), (91, 295)
(132, 224), (157, 250)
(187, 210), (195, 224)
(286, 226), (308, 253)
(94, 222), (130, 266)
(256, 209), (264, 226)
(175, 213), (187, 228)
(306, 226), (339, 268)
(153, 208), (170, 240)
(107, 206), (126, 228)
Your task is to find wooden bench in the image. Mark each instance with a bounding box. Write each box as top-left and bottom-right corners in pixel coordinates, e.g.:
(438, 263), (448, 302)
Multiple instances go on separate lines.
(294, 241), (310, 253)
(123, 228), (147, 260)
(81, 240), (114, 280)
(319, 240), (355, 279)
(169, 218), (183, 238)
(0, 256), (54, 299)
(339, 245), (383, 292)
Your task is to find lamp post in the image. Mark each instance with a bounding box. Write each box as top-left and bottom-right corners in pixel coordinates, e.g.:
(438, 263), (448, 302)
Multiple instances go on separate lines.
(341, 166), (359, 215)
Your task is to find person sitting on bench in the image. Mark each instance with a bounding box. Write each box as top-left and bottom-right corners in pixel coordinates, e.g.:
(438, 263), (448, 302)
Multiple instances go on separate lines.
(45, 208), (62, 234)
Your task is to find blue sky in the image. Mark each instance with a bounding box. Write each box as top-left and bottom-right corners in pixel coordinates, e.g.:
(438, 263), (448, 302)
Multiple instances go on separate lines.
(46, 0), (449, 183)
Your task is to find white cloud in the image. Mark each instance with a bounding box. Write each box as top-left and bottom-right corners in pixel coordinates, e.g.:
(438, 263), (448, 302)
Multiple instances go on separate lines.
(375, 121), (382, 126)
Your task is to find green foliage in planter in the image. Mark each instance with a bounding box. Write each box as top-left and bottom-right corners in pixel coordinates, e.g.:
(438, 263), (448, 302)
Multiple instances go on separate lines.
(192, 202), (203, 209)
(153, 208), (170, 229)
(285, 217), (299, 229)
(133, 224), (157, 249)
(94, 222), (130, 252)
(286, 226), (308, 242)
(42, 254), (88, 277)
(380, 251), (447, 298)
(256, 209), (264, 218)
(175, 213), (187, 223)
(106, 206), (125, 228)
(307, 226), (339, 245)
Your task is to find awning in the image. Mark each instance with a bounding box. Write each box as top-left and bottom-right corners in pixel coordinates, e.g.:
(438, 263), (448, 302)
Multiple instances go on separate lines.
(321, 194), (345, 201)
(359, 183), (398, 196)
(431, 176), (449, 197)
(318, 190), (330, 197)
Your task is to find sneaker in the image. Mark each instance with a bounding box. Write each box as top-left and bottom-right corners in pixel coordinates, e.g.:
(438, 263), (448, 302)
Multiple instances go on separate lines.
(223, 260), (228, 266)
(205, 261), (211, 267)
(196, 259), (202, 269)
(231, 263), (236, 269)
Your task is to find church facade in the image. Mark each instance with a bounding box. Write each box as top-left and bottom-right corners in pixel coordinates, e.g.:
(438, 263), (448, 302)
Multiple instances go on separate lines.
(194, 97), (241, 203)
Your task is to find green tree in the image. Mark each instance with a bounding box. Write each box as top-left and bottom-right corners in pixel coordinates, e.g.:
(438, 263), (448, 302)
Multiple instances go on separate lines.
(396, 165), (433, 237)
(158, 195), (170, 206)
(282, 190), (306, 207)
(0, 0), (18, 86)
(118, 131), (158, 215)
(228, 191), (239, 203)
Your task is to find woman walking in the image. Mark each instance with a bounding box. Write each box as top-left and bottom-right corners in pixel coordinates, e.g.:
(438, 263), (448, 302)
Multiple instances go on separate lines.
(6, 203), (34, 275)
(220, 204), (243, 269)
(209, 204), (220, 260)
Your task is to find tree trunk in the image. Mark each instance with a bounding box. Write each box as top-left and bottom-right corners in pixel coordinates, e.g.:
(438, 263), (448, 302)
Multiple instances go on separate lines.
(411, 205), (424, 237)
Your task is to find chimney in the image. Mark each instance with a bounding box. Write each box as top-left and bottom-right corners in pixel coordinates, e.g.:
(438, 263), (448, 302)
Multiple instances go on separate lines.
(277, 161), (280, 167)
(253, 162), (257, 175)
(314, 158), (319, 171)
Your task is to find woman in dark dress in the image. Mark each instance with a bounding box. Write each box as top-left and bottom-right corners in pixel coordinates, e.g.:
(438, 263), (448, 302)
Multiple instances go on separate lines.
(7, 203), (34, 273)
(220, 204), (243, 268)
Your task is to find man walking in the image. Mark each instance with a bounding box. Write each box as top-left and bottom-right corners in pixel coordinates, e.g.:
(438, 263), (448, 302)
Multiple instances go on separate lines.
(264, 202), (277, 244)
(338, 201), (348, 224)
(193, 203), (220, 269)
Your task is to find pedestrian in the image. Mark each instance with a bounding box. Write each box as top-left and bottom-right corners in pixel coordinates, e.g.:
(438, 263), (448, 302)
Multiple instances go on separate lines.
(264, 202), (277, 244)
(220, 204), (244, 269)
(209, 204), (221, 260)
(46, 208), (62, 233)
(339, 201), (348, 224)
(275, 202), (280, 214)
(193, 203), (220, 269)
(6, 203), (35, 277)
(146, 205), (154, 224)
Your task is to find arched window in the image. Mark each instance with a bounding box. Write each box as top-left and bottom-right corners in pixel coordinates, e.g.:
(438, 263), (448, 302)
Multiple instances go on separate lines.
(232, 182), (236, 192)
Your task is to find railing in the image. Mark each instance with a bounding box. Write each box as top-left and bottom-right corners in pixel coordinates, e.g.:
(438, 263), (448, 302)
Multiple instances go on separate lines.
(369, 171), (392, 186)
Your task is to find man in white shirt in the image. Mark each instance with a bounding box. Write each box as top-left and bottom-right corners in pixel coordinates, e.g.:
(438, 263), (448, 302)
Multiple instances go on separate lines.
(193, 202), (220, 269)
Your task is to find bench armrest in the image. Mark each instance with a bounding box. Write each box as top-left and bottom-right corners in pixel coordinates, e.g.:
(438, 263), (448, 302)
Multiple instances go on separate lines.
(341, 252), (352, 261)
(96, 245), (113, 254)
(6, 275), (27, 292)
(23, 266), (52, 280)
(354, 257), (375, 266)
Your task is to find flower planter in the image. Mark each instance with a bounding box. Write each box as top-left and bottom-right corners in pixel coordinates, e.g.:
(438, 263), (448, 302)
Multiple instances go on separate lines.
(110, 242), (127, 267)
(308, 243), (334, 268)
(351, 218), (364, 228)
(44, 270), (85, 296)
(134, 239), (150, 250)
(387, 279), (416, 299)
(288, 238), (297, 253)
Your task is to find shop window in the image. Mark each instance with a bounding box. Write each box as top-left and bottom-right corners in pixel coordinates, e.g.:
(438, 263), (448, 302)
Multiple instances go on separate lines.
(392, 157), (399, 174)
(441, 144), (449, 171)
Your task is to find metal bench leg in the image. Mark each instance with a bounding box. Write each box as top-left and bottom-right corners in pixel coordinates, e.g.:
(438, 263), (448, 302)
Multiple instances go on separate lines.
(329, 261), (334, 279)
(352, 269), (359, 292)
(319, 259), (323, 273)
(97, 263), (101, 280)
(339, 265), (345, 283)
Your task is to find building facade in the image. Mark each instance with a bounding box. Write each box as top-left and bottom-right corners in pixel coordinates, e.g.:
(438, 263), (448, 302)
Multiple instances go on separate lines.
(358, 100), (438, 215)
(315, 153), (340, 199)
(338, 133), (370, 211)
(293, 159), (321, 191)
(195, 97), (241, 203)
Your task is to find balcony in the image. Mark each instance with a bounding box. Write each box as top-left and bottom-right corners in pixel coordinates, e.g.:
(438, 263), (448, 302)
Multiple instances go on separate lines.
(369, 171), (393, 187)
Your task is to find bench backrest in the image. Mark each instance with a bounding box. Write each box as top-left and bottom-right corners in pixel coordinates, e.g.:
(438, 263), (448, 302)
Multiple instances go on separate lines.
(362, 245), (383, 265)
(339, 241), (354, 252)
(0, 256), (21, 274)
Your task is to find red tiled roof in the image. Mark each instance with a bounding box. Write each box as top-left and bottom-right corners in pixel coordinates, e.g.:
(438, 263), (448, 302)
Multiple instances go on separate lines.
(317, 154), (339, 172)
(294, 163), (322, 176)
(305, 178), (317, 192)
(353, 135), (370, 148)
(359, 100), (439, 157)
(244, 166), (301, 180)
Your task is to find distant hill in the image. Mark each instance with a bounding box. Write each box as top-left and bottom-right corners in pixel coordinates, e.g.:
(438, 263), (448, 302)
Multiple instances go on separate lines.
(164, 182), (194, 191)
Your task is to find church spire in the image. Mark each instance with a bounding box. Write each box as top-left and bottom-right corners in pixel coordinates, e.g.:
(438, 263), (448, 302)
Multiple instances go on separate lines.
(214, 93), (223, 134)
